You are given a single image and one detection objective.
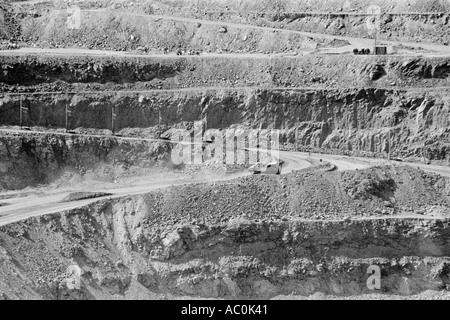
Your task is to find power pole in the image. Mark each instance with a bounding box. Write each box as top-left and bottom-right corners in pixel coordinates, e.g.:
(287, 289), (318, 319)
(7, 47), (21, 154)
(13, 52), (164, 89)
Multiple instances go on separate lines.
(374, 30), (377, 55)
(388, 129), (391, 161)
(19, 95), (23, 129)
(65, 102), (71, 132)
(158, 108), (161, 138)
(164, 24), (168, 52)
(111, 105), (116, 135)
(373, 15), (377, 55)
(367, 5), (381, 55)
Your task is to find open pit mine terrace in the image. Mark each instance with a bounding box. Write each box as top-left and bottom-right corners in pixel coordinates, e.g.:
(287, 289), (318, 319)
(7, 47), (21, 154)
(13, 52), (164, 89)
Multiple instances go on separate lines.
(1, 0), (450, 301)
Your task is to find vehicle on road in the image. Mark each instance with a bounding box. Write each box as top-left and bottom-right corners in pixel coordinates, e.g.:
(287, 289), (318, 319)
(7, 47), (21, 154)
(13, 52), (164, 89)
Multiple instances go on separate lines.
(248, 160), (283, 175)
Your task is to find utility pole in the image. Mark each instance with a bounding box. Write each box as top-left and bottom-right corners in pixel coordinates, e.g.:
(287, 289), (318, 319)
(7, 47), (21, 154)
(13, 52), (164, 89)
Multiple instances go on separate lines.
(65, 102), (71, 132)
(164, 24), (167, 52)
(388, 128), (391, 161)
(19, 95), (29, 129)
(19, 95), (23, 129)
(374, 29), (377, 55)
(366, 5), (381, 55)
(158, 108), (161, 138)
(373, 15), (377, 56)
(111, 105), (116, 135)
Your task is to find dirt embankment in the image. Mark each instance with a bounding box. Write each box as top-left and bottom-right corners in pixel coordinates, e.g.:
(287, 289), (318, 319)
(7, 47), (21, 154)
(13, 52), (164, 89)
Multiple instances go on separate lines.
(14, 6), (319, 54)
(0, 132), (171, 190)
(145, 0), (450, 15)
(1, 165), (450, 299)
(7, 0), (450, 51)
(1, 54), (449, 89)
(197, 11), (450, 47)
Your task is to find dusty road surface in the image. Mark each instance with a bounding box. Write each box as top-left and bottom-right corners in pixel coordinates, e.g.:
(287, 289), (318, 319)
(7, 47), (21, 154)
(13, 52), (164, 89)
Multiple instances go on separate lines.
(0, 134), (449, 227)
(0, 149), (313, 226)
(0, 145), (353, 226)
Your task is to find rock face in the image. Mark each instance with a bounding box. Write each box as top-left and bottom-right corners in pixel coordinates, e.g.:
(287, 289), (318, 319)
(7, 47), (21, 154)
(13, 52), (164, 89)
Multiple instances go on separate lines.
(1, 165), (450, 299)
(0, 132), (171, 190)
(2, 87), (450, 158)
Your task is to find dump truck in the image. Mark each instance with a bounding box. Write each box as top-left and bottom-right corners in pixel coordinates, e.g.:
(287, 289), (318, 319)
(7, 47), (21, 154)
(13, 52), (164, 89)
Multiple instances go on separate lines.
(248, 160), (284, 175)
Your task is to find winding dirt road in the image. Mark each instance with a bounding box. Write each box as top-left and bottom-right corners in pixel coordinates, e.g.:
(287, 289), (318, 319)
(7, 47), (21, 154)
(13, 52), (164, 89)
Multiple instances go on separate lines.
(0, 127), (449, 227)
(0, 128), (361, 226)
